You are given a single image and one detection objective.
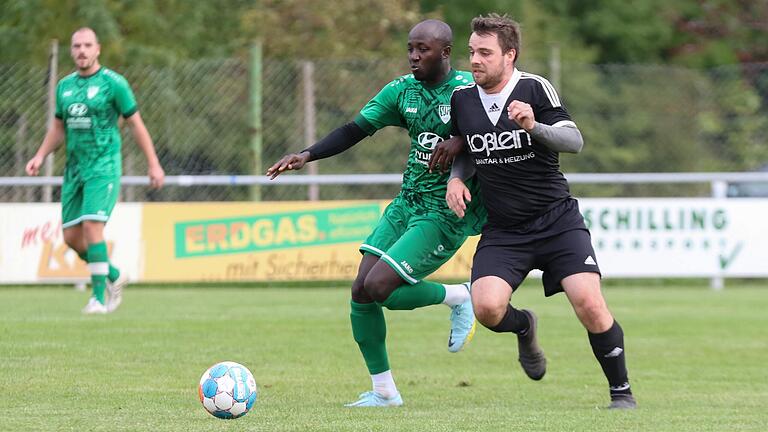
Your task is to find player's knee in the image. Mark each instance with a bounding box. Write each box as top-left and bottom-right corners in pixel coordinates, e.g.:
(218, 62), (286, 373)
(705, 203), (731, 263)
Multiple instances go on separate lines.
(575, 298), (612, 330)
(350, 278), (372, 303)
(62, 231), (82, 252)
(575, 295), (604, 316)
(473, 298), (505, 327)
(362, 274), (396, 303)
(62, 233), (76, 249)
(366, 283), (394, 304)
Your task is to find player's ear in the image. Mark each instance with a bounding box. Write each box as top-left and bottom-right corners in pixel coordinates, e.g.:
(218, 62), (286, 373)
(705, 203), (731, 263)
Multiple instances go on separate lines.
(442, 44), (451, 58)
(506, 48), (516, 65)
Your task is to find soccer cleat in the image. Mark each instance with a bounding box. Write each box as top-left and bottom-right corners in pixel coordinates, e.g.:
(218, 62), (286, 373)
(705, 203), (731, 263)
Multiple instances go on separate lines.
(82, 297), (108, 315)
(344, 391), (403, 407)
(448, 282), (476, 353)
(517, 309), (546, 380)
(608, 394), (637, 409)
(106, 273), (128, 312)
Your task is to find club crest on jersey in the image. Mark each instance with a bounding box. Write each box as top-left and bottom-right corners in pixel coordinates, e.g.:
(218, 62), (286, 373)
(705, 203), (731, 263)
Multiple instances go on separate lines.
(87, 86), (100, 99)
(438, 104), (451, 124)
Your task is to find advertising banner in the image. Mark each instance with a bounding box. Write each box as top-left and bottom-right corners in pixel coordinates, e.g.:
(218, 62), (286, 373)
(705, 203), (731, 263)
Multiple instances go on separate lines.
(581, 198), (768, 277)
(3, 198), (767, 284)
(141, 201), (478, 282)
(0, 203), (142, 283)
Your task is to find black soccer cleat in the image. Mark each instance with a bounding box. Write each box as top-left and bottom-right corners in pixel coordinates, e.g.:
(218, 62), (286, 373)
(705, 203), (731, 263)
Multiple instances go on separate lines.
(517, 309), (546, 381)
(608, 394), (637, 409)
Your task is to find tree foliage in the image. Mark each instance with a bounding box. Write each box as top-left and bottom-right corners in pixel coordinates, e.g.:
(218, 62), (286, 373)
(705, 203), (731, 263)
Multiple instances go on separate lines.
(1, 0), (766, 194)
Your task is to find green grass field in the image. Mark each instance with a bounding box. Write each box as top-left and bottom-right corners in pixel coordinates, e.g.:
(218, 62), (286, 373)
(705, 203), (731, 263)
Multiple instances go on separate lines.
(1, 282), (766, 431)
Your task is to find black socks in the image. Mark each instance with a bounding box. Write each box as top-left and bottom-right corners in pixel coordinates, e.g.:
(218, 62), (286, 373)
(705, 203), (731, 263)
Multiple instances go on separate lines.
(488, 304), (530, 334)
(588, 320), (632, 397)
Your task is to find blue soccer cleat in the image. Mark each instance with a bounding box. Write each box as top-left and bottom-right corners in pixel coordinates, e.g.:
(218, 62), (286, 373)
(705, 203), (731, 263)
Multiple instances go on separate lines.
(344, 391), (403, 407)
(448, 282), (476, 353)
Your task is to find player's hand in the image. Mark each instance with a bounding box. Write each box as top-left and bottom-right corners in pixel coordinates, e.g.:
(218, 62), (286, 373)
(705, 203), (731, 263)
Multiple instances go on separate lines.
(266, 152), (311, 180)
(25, 155), (44, 176)
(148, 162), (165, 189)
(428, 136), (464, 173)
(507, 100), (536, 131)
(446, 177), (471, 218)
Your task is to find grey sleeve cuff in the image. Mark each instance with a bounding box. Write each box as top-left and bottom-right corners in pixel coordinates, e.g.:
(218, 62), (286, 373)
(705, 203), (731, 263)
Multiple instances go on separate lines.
(449, 151), (476, 181)
(529, 121), (584, 153)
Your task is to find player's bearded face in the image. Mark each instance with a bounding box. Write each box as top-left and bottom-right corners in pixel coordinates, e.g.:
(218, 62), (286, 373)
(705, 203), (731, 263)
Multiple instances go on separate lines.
(70, 32), (100, 72)
(469, 33), (510, 90)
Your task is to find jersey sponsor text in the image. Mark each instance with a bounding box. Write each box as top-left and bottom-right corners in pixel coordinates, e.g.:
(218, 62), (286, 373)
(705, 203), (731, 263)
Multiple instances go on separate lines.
(466, 130), (532, 156)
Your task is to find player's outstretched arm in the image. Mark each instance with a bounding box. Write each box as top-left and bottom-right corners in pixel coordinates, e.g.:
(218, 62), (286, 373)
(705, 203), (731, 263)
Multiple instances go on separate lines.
(266, 121), (368, 180)
(429, 136), (465, 173)
(126, 112), (165, 189)
(26, 118), (65, 176)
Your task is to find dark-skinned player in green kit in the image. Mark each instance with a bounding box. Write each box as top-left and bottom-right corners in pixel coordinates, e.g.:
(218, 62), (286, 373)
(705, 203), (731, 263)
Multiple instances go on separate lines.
(267, 19), (485, 407)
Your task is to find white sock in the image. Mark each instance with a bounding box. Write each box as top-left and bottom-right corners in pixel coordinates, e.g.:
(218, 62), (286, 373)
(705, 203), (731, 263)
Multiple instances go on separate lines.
(442, 283), (470, 307)
(371, 370), (398, 398)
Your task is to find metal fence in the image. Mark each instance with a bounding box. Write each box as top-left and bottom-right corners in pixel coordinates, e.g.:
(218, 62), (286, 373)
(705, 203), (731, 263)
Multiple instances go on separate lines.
(2, 53), (768, 202)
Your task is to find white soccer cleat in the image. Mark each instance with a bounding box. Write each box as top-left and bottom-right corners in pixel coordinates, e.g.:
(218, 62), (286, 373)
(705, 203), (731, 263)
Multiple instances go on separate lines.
(82, 297), (108, 315)
(344, 391), (403, 407)
(107, 273), (128, 312)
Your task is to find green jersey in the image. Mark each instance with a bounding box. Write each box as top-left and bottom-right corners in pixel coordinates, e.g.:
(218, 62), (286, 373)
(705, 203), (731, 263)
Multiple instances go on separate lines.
(55, 67), (137, 178)
(354, 70), (482, 215)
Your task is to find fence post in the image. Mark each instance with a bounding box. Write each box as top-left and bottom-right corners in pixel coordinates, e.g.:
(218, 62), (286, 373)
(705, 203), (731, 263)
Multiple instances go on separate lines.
(302, 61), (319, 201)
(710, 179), (727, 290)
(43, 39), (58, 202)
(249, 40), (263, 201)
(14, 114), (28, 202)
(549, 43), (561, 92)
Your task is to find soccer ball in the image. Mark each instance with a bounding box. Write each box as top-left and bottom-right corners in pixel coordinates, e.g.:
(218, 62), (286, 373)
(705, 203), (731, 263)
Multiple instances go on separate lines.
(198, 361), (258, 419)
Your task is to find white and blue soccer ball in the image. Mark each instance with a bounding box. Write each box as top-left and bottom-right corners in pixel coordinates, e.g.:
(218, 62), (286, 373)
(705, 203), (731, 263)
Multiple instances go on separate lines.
(198, 361), (258, 419)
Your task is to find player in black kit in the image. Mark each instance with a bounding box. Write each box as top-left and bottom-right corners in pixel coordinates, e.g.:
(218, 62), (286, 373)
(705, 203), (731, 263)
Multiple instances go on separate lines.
(432, 14), (636, 409)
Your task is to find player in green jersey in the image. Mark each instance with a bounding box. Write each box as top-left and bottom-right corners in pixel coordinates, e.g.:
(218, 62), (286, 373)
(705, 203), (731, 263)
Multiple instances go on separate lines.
(26, 27), (164, 314)
(267, 20), (485, 407)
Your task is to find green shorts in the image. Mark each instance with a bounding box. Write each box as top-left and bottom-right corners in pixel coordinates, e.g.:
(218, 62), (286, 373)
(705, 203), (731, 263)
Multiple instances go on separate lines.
(359, 197), (468, 284)
(61, 174), (120, 229)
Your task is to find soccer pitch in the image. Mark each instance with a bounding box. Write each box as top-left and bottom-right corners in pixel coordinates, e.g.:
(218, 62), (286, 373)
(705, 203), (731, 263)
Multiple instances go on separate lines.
(1, 282), (766, 431)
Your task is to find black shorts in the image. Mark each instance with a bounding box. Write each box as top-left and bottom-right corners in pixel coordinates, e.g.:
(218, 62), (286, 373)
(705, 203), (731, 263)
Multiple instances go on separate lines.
(471, 199), (601, 296)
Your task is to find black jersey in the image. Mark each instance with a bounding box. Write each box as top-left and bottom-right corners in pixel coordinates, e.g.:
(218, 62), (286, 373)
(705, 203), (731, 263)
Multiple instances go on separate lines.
(451, 68), (575, 229)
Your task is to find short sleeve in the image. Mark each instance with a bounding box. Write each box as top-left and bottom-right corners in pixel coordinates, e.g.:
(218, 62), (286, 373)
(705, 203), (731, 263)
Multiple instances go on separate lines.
(353, 78), (406, 135)
(112, 74), (138, 118)
(54, 81), (64, 119)
(531, 76), (573, 127)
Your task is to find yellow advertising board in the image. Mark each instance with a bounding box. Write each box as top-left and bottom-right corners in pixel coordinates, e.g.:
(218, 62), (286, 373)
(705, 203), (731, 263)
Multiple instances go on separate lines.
(141, 201), (478, 282)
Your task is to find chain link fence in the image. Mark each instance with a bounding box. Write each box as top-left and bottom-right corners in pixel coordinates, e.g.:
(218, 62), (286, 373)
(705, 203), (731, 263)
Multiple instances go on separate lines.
(2, 54), (768, 202)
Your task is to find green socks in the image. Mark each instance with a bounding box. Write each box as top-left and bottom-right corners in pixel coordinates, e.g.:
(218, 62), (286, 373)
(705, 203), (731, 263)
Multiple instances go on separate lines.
(381, 280), (446, 310)
(86, 242), (109, 304)
(350, 301), (389, 375)
(78, 249), (121, 283)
